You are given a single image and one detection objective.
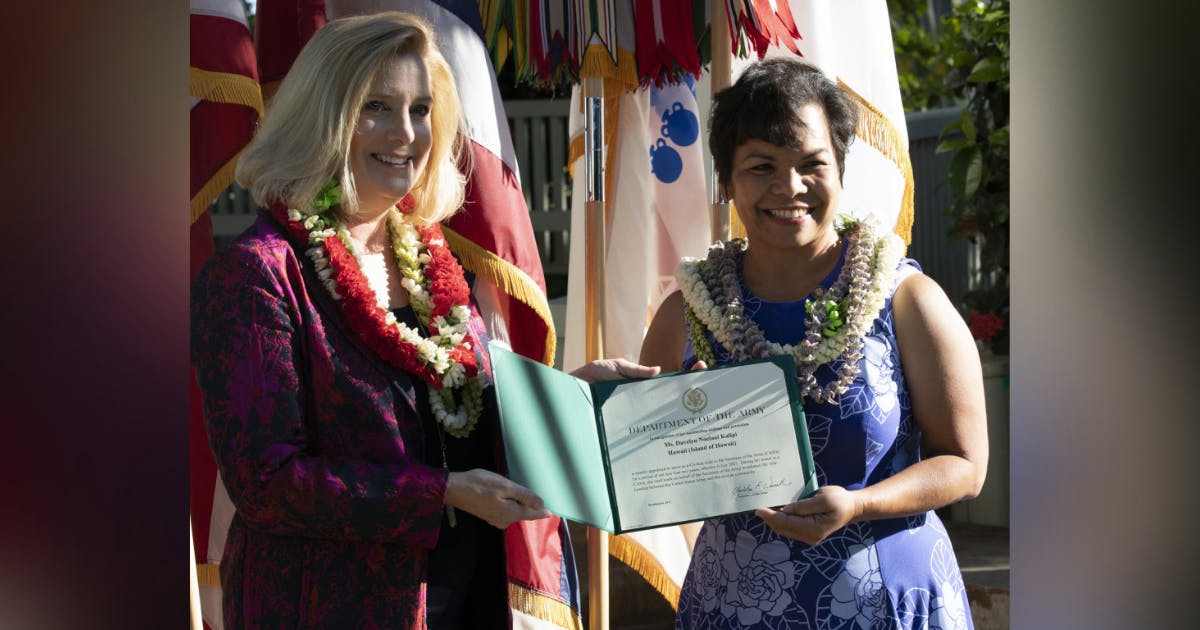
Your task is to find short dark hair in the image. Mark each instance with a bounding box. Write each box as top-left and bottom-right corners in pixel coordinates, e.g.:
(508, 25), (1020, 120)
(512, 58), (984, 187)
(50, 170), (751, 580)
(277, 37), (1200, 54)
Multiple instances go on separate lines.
(709, 58), (858, 188)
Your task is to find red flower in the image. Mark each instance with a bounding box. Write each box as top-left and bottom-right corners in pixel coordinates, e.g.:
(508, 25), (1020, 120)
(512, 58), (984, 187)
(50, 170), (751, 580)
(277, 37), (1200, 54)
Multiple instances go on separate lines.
(271, 208), (477, 390)
(271, 204), (482, 433)
(967, 310), (1005, 343)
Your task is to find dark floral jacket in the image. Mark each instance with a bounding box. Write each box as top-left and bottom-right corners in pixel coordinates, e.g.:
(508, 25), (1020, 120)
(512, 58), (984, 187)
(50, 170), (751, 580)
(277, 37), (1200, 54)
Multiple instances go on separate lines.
(191, 213), (509, 629)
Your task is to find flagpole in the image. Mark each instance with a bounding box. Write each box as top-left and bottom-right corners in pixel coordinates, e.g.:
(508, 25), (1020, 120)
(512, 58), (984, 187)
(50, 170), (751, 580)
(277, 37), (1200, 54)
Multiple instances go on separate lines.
(190, 518), (203, 630)
(582, 74), (610, 630)
(710, 0), (733, 243)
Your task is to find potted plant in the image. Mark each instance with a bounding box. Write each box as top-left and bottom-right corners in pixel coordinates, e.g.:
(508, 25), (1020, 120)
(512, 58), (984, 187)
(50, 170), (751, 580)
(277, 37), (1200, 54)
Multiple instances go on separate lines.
(935, 0), (1010, 356)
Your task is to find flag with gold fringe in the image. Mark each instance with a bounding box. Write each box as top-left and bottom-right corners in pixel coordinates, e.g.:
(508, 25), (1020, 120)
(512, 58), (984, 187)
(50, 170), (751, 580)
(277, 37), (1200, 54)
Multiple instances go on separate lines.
(561, 73), (712, 613)
(189, 1), (262, 628)
(730, 0), (914, 243)
(252, 0), (326, 103)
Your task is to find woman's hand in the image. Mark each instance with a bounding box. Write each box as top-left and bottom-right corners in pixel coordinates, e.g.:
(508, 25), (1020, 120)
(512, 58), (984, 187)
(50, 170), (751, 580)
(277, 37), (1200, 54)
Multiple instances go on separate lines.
(444, 469), (552, 530)
(754, 486), (862, 546)
(570, 358), (661, 383)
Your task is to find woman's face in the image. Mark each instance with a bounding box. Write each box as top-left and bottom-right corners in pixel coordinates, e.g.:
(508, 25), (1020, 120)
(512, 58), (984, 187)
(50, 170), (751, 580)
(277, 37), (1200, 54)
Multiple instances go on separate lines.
(348, 53), (433, 217)
(726, 102), (842, 255)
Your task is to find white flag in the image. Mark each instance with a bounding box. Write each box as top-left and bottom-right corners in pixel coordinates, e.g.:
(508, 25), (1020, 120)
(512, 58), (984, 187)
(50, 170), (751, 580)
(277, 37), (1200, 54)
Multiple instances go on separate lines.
(732, 0), (914, 240)
(562, 76), (712, 606)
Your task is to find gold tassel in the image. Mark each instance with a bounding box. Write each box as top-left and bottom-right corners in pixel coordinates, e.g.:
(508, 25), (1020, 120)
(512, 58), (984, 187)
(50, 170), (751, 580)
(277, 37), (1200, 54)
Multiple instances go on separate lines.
(836, 79), (915, 247)
(578, 46), (639, 90)
(508, 583), (585, 630)
(190, 68), (264, 117)
(609, 534), (681, 609)
(191, 148), (245, 225)
(440, 226), (557, 366)
(195, 562), (221, 587)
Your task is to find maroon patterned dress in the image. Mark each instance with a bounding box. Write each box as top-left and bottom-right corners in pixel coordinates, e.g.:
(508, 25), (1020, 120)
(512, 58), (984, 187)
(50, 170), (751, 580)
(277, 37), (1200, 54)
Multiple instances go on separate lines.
(191, 211), (510, 629)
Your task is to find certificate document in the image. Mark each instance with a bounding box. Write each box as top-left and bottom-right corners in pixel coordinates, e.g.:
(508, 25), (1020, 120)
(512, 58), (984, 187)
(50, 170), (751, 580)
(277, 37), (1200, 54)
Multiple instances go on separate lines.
(489, 343), (817, 534)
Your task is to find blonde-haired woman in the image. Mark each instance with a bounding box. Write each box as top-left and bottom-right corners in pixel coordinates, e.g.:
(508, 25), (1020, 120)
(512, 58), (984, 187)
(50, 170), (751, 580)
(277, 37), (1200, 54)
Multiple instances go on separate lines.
(193, 12), (652, 628)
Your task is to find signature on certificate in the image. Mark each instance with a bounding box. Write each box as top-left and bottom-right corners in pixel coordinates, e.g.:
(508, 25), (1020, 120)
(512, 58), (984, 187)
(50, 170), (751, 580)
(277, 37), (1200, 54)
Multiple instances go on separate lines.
(733, 475), (790, 498)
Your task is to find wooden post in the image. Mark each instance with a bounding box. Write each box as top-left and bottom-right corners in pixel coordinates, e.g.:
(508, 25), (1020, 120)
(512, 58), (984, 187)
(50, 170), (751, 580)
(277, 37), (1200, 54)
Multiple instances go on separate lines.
(710, 0), (733, 243)
(190, 519), (203, 630)
(582, 75), (610, 630)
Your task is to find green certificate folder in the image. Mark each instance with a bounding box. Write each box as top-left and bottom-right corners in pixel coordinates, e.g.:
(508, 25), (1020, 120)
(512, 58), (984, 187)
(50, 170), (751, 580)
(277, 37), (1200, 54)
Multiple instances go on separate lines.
(489, 342), (817, 534)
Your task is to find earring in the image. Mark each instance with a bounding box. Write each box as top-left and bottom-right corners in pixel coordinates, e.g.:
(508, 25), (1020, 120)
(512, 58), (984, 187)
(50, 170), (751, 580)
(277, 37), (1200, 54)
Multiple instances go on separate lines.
(397, 194), (416, 214)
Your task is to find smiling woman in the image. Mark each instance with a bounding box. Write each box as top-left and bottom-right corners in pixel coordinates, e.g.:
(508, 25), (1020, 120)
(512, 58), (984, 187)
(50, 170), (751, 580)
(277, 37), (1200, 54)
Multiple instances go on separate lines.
(346, 54), (433, 219)
(724, 106), (842, 301)
(194, 12), (543, 629)
(191, 11), (659, 629)
(641, 58), (988, 630)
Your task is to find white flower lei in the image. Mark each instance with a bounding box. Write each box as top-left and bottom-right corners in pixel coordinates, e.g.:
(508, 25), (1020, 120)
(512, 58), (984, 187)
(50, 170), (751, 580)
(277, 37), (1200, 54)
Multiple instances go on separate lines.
(676, 216), (905, 403)
(288, 207), (484, 436)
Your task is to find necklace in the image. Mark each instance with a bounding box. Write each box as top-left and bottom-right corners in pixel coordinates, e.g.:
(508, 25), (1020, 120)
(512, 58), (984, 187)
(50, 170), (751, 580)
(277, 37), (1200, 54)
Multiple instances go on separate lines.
(677, 216), (904, 403)
(271, 202), (484, 437)
(357, 252), (392, 305)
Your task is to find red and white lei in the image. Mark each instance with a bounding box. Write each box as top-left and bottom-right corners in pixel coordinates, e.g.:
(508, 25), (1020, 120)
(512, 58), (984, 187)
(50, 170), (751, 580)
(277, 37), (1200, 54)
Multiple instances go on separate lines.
(272, 203), (484, 437)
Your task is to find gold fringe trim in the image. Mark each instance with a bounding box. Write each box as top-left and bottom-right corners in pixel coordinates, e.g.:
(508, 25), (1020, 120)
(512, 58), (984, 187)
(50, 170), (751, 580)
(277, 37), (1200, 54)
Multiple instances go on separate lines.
(191, 148), (245, 225)
(199, 561), (586, 630)
(190, 67), (264, 117)
(730, 201), (746, 240)
(837, 79), (915, 247)
(441, 226), (557, 366)
(508, 583), (584, 630)
(579, 46), (640, 90)
(568, 135), (583, 180)
(196, 562), (221, 587)
(609, 534), (681, 609)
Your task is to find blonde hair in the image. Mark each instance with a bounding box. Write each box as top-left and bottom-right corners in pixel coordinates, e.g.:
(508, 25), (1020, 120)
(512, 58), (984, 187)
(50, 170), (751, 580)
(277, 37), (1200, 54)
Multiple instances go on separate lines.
(236, 11), (468, 224)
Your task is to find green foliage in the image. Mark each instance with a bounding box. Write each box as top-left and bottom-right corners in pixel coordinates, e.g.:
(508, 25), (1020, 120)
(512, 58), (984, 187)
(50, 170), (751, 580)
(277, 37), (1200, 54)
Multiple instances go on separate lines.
(887, 0), (951, 111)
(889, 1), (1010, 352)
(937, 0), (1010, 354)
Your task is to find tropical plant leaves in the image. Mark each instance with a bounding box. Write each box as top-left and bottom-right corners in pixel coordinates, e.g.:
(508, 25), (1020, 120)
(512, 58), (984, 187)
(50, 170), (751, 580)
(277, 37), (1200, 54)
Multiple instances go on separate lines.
(987, 126), (1010, 145)
(935, 138), (968, 154)
(947, 146), (984, 199)
(967, 56), (1005, 82)
(959, 108), (976, 142)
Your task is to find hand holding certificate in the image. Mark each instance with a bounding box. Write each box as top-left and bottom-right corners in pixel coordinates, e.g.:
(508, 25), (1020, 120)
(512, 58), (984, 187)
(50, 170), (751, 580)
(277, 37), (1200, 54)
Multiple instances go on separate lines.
(489, 343), (817, 533)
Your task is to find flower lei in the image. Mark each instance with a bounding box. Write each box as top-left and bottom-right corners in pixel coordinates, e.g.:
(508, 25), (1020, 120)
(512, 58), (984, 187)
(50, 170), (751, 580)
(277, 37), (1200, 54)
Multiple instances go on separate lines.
(676, 216), (904, 403)
(270, 195), (484, 438)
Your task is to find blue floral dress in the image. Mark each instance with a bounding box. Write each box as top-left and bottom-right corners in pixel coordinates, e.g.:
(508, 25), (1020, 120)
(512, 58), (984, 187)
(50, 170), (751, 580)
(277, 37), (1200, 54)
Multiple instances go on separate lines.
(675, 250), (974, 630)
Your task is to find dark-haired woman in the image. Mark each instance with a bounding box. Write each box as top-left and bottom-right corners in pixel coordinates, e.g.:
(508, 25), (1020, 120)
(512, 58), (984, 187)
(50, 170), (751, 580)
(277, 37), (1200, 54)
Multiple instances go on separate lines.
(641, 58), (987, 629)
